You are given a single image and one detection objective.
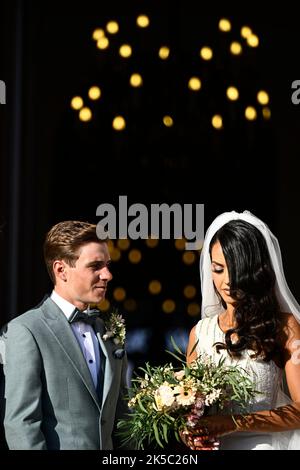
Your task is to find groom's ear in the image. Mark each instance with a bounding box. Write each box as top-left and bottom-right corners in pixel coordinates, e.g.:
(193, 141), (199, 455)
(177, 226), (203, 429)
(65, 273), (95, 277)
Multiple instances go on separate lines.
(53, 260), (68, 282)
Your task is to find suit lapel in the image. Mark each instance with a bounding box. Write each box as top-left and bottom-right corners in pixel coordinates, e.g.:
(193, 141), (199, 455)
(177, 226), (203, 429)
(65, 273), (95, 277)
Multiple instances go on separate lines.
(93, 318), (114, 407)
(40, 297), (100, 408)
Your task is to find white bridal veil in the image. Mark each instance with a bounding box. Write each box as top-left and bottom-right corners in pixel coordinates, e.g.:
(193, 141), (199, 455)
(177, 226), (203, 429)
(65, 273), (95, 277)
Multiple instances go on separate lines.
(199, 210), (300, 449)
(200, 210), (300, 323)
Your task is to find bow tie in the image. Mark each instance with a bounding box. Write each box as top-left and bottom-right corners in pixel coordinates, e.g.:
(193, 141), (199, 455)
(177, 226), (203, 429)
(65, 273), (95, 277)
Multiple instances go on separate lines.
(68, 307), (101, 324)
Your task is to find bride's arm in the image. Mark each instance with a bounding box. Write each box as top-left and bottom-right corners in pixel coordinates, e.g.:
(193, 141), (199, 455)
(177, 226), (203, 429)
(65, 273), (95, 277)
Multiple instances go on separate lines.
(186, 326), (198, 365)
(197, 314), (300, 438)
(234, 313), (300, 434)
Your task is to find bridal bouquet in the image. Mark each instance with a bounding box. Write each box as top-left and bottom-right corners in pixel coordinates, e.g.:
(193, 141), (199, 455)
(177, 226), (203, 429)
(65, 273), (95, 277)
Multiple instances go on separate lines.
(117, 341), (257, 449)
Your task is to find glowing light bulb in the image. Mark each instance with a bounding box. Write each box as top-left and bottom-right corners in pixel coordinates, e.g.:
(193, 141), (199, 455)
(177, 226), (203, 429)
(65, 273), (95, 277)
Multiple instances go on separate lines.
(130, 73), (143, 87)
(241, 26), (252, 38)
(163, 115), (173, 127)
(113, 287), (126, 301)
(200, 47), (213, 60)
(226, 86), (239, 101)
(212, 114), (223, 129)
(112, 115), (126, 131)
(158, 46), (170, 59)
(97, 37), (109, 49)
(245, 106), (257, 120)
(149, 280), (162, 295)
(71, 96), (83, 110)
(230, 42), (242, 55)
(257, 90), (269, 105)
(219, 18), (231, 32)
(188, 77), (201, 91)
(128, 249), (141, 263)
(88, 86), (101, 100)
(79, 107), (92, 122)
(262, 107), (271, 120)
(137, 15), (150, 28)
(247, 34), (259, 47)
(106, 21), (119, 34)
(162, 299), (176, 314)
(119, 44), (132, 58)
(93, 28), (105, 40)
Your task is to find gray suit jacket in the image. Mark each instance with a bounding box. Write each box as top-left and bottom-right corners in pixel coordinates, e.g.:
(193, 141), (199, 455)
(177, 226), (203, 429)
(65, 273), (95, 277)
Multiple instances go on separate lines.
(1, 297), (128, 450)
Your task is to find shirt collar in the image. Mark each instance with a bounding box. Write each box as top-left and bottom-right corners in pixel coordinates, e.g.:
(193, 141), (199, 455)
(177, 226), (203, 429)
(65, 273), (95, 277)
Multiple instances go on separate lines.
(50, 290), (77, 320)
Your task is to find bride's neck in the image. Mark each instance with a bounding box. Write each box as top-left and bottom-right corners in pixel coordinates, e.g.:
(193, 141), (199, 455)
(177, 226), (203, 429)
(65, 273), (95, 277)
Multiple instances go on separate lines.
(221, 305), (236, 328)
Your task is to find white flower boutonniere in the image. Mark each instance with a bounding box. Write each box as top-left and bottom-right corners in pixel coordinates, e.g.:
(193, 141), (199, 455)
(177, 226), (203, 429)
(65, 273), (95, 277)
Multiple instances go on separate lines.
(101, 309), (126, 346)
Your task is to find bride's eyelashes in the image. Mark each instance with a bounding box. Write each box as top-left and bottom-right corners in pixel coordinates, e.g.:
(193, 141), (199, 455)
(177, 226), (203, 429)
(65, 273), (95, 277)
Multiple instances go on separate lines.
(211, 264), (224, 274)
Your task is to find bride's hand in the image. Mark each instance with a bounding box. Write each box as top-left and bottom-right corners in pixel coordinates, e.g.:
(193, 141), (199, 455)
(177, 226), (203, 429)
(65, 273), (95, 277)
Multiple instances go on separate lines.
(179, 428), (220, 451)
(180, 415), (237, 450)
(195, 414), (237, 438)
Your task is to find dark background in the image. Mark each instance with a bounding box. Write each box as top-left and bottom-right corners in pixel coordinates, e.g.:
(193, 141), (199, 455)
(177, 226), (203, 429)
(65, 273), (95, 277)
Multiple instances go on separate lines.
(1, 0), (300, 433)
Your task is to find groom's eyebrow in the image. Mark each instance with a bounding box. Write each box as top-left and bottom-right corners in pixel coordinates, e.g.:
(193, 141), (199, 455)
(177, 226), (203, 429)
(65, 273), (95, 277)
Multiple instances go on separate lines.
(86, 260), (111, 268)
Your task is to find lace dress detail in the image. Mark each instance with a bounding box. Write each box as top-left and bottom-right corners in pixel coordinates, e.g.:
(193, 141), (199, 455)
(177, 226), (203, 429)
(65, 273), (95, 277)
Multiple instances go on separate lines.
(195, 315), (283, 450)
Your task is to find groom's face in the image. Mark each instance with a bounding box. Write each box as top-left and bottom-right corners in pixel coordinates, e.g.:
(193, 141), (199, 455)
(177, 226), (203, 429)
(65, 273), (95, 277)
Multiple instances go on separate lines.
(61, 241), (112, 309)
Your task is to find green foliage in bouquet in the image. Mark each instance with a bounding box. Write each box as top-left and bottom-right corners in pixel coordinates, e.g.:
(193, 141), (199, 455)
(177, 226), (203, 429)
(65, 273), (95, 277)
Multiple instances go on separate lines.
(117, 339), (258, 449)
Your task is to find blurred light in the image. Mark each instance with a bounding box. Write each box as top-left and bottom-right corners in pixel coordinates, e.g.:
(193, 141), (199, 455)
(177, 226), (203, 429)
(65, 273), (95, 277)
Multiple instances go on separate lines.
(182, 252), (196, 265)
(128, 249), (142, 263)
(158, 46), (170, 59)
(200, 47), (213, 60)
(79, 107), (92, 122)
(113, 287), (126, 302)
(175, 239), (186, 250)
(106, 21), (119, 34)
(119, 44), (132, 58)
(211, 114), (223, 129)
(137, 15), (150, 28)
(184, 285), (196, 299)
(145, 238), (159, 248)
(241, 26), (252, 38)
(117, 239), (130, 250)
(257, 90), (269, 105)
(245, 106), (257, 120)
(230, 41), (242, 55)
(188, 77), (201, 91)
(93, 28), (105, 40)
(165, 328), (189, 353)
(107, 239), (114, 251)
(163, 115), (173, 127)
(162, 299), (176, 314)
(126, 328), (151, 354)
(71, 96), (83, 110)
(187, 302), (201, 317)
(88, 86), (101, 100)
(97, 37), (109, 49)
(226, 86), (239, 101)
(112, 115), (126, 131)
(98, 299), (110, 312)
(110, 247), (121, 261)
(247, 34), (259, 47)
(130, 73), (143, 87)
(219, 18), (231, 32)
(123, 299), (137, 312)
(262, 107), (271, 120)
(149, 280), (162, 295)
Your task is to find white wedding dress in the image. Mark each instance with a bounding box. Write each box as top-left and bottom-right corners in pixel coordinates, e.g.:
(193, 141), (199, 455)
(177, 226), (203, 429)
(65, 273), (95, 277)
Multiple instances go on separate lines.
(195, 314), (291, 450)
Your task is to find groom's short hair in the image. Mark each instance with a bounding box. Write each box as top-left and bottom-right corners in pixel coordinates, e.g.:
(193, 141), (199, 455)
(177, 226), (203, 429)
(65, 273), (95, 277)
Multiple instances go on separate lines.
(44, 220), (102, 284)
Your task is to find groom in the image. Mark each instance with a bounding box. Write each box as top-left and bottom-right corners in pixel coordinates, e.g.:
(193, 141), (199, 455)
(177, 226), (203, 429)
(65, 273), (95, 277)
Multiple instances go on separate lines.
(1, 221), (128, 450)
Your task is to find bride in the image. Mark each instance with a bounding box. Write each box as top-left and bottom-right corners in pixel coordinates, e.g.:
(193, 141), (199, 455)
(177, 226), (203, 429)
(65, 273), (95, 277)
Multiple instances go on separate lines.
(183, 211), (300, 450)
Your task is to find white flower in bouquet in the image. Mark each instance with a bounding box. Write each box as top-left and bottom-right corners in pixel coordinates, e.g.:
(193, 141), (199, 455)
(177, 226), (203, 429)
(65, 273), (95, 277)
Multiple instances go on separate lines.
(117, 338), (257, 450)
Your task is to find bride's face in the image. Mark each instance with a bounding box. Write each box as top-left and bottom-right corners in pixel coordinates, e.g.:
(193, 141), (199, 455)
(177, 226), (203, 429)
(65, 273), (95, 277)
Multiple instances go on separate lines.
(211, 241), (234, 305)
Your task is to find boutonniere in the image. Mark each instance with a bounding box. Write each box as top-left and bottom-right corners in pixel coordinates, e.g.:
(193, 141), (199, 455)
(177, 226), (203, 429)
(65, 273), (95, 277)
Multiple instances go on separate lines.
(101, 308), (126, 346)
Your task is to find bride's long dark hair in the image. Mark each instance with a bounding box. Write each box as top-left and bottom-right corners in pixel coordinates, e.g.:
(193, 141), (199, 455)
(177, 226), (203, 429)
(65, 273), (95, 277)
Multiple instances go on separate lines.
(210, 219), (282, 362)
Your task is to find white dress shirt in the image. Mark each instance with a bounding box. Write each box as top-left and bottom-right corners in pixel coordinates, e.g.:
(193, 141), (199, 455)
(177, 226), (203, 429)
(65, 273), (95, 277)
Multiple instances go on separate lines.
(51, 291), (101, 390)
